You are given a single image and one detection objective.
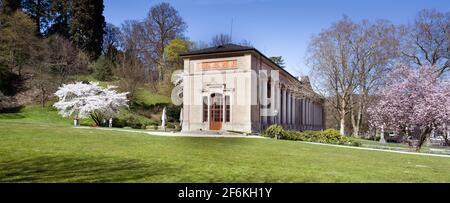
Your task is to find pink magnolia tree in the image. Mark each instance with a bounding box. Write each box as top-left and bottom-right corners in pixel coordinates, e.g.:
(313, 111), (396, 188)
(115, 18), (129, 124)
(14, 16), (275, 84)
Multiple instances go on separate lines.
(368, 65), (450, 151)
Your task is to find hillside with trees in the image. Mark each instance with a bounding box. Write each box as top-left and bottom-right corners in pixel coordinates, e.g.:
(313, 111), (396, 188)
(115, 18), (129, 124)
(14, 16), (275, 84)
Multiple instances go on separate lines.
(0, 1), (195, 129)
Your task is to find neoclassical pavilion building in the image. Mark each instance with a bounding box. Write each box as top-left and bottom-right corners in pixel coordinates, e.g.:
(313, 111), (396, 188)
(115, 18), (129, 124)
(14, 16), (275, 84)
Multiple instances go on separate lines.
(180, 44), (324, 133)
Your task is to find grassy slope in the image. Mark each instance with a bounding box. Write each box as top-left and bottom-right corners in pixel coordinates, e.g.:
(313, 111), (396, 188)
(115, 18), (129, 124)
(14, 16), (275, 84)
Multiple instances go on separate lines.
(134, 88), (171, 106)
(1, 120), (450, 182)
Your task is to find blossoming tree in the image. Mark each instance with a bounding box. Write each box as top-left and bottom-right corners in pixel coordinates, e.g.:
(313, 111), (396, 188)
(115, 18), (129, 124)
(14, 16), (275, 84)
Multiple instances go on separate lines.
(53, 82), (129, 126)
(368, 65), (450, 151)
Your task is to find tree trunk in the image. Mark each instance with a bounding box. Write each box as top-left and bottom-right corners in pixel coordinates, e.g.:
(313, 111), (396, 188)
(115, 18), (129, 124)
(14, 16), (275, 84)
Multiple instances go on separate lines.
(444, 133), (450, 146)
(352, 124), (360, 138)
(351, 106), (362, 137)
(90, 112), (103, 126)
(340, 109), (346, 136)
(415, 127), (432, 152)
(350, 86), (364, 138)
(339, 96), (347, 136)
(40, 87), (46, 108)
(443, 124), (450, 146)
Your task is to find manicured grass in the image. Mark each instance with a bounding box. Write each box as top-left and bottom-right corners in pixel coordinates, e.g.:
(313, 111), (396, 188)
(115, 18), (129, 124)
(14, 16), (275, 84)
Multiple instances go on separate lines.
(355, 138), (450, 155)
(0, 105), (157, 128)
(0, 106), (72, 125)
(355, 138), (408, 148)
(1, 121), (450, 183)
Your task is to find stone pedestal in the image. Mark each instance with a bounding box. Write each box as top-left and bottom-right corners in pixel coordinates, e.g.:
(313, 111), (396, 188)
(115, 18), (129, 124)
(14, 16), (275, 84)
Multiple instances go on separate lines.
(380, 127), (386, 144)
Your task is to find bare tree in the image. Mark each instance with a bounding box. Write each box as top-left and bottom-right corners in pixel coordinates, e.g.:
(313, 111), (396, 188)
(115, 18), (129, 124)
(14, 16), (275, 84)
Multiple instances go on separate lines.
(239, 39), (253, 47)
(46, 35), (89, 86)
(32, 59), (54, 107)
(211, 33), (232, 46)
(349, 20), (400, 137)
(308, 17), (357, 136)
(192, 41), (209, 51)
(400, 9), (449, 77)
(103, 23), (123, 54)
(114, 51), (146, 100)
(308, 17), (399, 136)
(135, 2), (187, 82)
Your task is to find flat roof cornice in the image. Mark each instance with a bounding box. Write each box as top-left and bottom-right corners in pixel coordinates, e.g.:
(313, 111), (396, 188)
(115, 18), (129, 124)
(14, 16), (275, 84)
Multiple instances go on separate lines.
(181, 46), (301, 85)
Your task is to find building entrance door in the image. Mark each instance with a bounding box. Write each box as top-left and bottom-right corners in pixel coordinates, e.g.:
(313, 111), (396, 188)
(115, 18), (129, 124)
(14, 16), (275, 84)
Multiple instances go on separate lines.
(210, 93), (223, 130)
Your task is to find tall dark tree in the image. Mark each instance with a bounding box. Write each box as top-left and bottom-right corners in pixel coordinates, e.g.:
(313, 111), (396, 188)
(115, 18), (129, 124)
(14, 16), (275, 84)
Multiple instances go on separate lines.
(70, 0), (105, 60)
(47, 0), (71, 38)
(103, 23), (122, 53)
(270, 56), (286, 68)
(103, 23), (122, 64)
(1, 0), (21, 16)
(1, 0), (21, 26)
(21, 0), (52, 35)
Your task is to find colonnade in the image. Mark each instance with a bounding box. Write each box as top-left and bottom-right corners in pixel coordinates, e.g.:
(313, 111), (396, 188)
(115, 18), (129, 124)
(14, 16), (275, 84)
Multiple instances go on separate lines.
(261, 83), (324, 131)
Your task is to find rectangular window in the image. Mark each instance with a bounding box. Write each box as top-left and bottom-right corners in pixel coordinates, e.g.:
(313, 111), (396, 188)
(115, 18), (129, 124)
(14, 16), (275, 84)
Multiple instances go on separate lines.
(225, 95), (230, 122)
(203, 96), (208, 122)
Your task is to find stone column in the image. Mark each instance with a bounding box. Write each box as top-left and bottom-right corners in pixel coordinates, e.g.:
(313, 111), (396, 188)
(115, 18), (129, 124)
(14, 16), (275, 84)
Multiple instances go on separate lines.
(288, 90), (291, 126)
(282, 88), (286, 125)
(297, 98), (300, 129)
(305, 100), (308, 129)
(313, 103), (316, 130)
(276, 84), (281, 124)
(271, 80), (276, 124)
(307, 100), (311, 130)
(301, 99), (305, 130)
(292, 96), (296, 128)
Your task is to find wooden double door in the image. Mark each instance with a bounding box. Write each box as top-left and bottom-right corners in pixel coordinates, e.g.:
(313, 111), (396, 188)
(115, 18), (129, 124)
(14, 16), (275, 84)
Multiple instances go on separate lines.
(209, 93), (223, 131)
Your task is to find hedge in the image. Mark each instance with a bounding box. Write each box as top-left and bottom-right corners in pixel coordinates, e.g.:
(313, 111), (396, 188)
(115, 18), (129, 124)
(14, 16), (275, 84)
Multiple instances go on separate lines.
(262, 125), (361, 146)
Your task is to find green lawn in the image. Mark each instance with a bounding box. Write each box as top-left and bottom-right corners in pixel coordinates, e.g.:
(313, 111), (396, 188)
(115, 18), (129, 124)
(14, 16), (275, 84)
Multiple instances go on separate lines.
(0, 106), (72, 126)
(1, 120), (450, 183)
(354, 138), (450, 155)
(0, 105), (157, 128)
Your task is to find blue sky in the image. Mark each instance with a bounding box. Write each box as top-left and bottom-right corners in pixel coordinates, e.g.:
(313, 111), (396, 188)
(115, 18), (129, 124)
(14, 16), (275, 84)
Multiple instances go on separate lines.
(104, 0), (449, 76)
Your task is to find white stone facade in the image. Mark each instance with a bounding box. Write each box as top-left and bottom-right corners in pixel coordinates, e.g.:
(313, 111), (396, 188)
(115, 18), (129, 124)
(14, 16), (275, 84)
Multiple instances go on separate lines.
(181, 45), (325, 133)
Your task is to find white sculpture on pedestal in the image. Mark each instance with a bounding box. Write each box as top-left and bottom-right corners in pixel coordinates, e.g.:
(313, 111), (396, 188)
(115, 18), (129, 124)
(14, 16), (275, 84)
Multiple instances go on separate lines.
(380, 125), (386, 144)
(161, 107), (167, 132)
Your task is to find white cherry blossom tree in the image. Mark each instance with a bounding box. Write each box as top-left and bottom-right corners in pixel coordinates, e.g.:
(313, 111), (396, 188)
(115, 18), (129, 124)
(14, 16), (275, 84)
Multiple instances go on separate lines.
(53, 82), (129, 126)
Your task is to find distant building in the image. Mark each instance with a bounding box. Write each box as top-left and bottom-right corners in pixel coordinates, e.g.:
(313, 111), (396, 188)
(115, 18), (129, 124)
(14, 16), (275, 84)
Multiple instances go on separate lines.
(180, 44), (325, 133)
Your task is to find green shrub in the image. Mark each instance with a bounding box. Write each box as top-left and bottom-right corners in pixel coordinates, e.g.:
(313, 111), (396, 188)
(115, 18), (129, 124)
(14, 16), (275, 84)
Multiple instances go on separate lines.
(319, 129), (344, 144)
(91, 56), (112, 81)
(112, 118), (126, 128)
(262, 126), (360, 146)
(125, 116), (145, 129)
(349, 139), (362, 147)
(262, 124), (286, 138)
(166, 105), (181, 123)
(114, 109), (158, 129)
(166, 123), (175, 129)
(276, 128), (361, 146)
